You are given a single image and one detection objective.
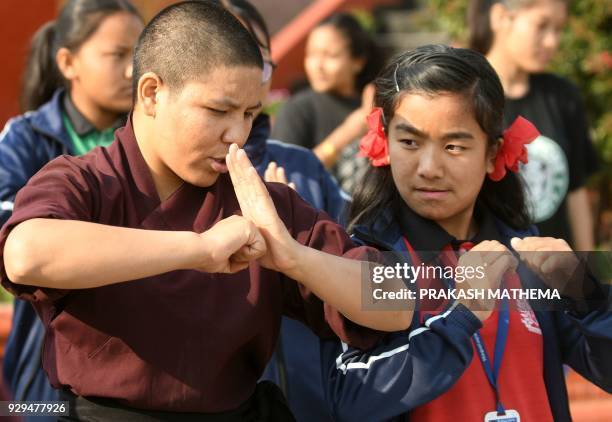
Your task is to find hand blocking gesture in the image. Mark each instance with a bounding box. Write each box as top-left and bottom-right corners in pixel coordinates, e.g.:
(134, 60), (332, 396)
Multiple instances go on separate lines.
(196, 215), (266, 273)
(196, 145), (299, 275)
(455, 240), (518, 322)
(226, 144), (414, 332)
(226, 143), (302, 274)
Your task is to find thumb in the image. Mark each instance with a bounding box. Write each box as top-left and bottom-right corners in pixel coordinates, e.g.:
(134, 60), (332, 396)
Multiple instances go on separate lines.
(231, 229), (267, 263)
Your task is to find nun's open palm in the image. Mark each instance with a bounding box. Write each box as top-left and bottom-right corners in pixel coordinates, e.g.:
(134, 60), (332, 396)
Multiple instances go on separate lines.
(226, 143), (301, 274)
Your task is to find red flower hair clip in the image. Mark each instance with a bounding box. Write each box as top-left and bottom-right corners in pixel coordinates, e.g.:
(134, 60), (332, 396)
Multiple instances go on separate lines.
(359, 107), (390, 167)
(489, 116), (540, 182)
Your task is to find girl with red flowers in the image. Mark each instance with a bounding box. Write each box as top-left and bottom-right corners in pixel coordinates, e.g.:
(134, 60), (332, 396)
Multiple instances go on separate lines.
(321, 45), (612, 422)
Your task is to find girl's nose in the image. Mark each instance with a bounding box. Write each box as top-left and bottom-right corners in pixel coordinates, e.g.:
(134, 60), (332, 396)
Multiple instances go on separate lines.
(416, 146), (443, 179)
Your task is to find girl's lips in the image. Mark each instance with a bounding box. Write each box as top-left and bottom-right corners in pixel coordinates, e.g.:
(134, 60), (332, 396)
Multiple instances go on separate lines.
(210, 158), (228, 173)
(415, 188), (449, 199)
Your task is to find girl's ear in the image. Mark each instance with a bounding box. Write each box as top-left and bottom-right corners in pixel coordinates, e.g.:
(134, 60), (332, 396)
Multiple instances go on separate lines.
(490, 2), (512, 34)
(351, 56), (366, 76)
(56, 47), (77, 81)
(486, 138), (502, 174)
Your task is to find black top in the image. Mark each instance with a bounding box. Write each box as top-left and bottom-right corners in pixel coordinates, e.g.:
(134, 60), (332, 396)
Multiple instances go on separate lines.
(504, 73), (599, 243)
(271, 88), (367, 194)
(271, 88), (360, 149)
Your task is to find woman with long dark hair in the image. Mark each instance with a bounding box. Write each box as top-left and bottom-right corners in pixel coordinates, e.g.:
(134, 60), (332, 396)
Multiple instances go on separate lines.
(0, 0), (143, 408)
(467, 0), (598, 250)
(271, 12), (385, 193)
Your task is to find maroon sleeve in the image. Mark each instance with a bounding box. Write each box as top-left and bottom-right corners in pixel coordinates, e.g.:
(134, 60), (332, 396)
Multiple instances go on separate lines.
(0, 156), (96, 303)
(268, 183), (385, 350)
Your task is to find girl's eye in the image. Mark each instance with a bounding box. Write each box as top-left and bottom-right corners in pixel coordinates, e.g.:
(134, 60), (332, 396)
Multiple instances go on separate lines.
(536, 19), (555, 34)
(207, 107), (226, 115)
(244, 111), (255, 120)
(446, 144), (466, 152)
(399, 139), (418, 148)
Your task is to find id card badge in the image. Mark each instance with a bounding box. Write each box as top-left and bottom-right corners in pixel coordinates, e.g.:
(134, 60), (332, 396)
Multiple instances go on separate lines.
(484, 409), (520, 422)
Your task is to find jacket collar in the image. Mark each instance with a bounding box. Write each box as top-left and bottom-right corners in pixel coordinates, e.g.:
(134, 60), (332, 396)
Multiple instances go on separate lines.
(114, 114), (163, 212)
(62, 93), (125, 136)
(243, 113), (270, 168)
(351, 208), (403, 252)
(352, 202), (530, 254)
(397, 201), (500, 260)
(28, 89), (73, 151)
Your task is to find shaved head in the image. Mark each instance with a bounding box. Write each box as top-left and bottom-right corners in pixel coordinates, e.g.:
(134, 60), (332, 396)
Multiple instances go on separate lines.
(132, 0), (262, 101)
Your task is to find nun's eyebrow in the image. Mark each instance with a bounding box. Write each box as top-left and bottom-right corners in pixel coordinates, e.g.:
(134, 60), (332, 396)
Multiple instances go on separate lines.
(207, 98), (262, 111)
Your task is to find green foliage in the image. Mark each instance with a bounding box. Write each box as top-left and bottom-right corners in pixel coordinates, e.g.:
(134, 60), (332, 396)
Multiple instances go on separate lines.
(0, 288), (12, 303)
(423, 0), (611, 167)
(426, 0), (469, 42)
(552, 0), (611, 167)
(350, 8), (378, 33)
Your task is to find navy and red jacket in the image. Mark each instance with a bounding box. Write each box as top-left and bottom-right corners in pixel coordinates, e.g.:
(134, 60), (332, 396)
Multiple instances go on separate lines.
(321, 209), (612, 422)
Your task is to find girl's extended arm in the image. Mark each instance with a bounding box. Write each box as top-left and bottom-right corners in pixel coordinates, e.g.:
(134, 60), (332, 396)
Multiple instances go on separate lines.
(313, 84), (374, 168)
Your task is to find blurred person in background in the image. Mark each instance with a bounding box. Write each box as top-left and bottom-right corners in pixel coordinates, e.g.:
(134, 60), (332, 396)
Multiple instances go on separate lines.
(219, 0), (349, 223)
(218, 1), (347, 421)
(0, 0), (143, 410)
(271, 13), (385, 194)
(468, 0), (598, 250)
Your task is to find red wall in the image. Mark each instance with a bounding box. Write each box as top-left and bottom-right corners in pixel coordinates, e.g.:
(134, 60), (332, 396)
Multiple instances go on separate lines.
(0, 0), (173, 128)
(0, 1), (59, 126)
(0, 0), (398, 125)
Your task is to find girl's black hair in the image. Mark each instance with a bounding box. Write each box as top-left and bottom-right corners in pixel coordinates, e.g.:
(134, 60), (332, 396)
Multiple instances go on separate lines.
(467, 0), (499, 55)
(20, 0), (141, 112)
(349, 44), (532, 232)
(316, 13), (385, 92)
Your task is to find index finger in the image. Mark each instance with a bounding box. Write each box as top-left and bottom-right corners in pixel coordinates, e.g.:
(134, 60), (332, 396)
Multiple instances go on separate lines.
(227, 144), (251, 218)
(227, 144), (278, 223)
